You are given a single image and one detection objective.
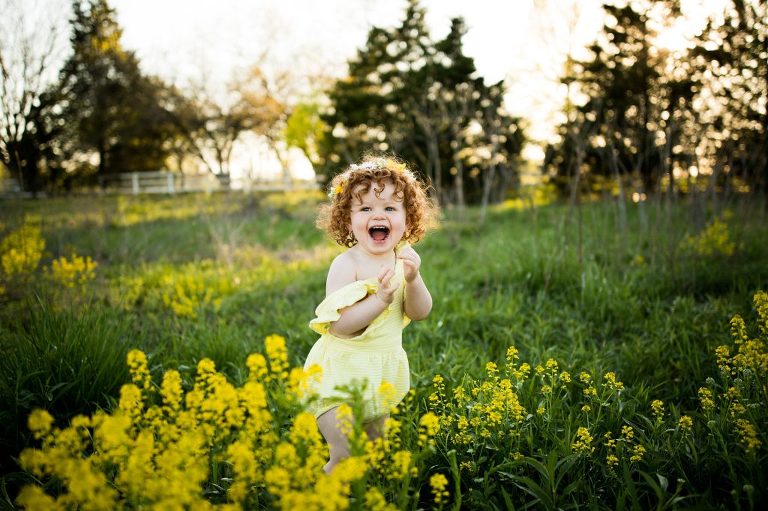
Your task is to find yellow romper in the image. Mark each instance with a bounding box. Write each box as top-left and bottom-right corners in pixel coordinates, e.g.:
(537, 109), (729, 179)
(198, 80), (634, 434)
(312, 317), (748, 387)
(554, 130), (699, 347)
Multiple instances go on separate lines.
(304, 257), (411, 421)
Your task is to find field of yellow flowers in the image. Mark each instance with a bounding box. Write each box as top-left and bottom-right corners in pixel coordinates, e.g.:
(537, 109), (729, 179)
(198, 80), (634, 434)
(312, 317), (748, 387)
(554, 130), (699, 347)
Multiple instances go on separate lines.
(1, 192), (767, 510)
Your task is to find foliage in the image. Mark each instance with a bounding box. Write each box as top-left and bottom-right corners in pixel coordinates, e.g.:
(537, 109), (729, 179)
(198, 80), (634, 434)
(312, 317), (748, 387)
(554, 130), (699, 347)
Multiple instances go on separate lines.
(0, 303), (131, 477)
(11, 294), (768, 509)
(0, 0), (70, 195)
(691, 0), (768, 196)
(0, 222), (45, 284)
(54, 0), (180, 180)
(426, 292), (768, 509)
(545, 0), (767, 199)
(15, 337), (441, 510)
(2, 193), (768, 509)
(47, 254), (97, 289)
(680, 213), (737, 258)
(285, 102), (326, 170)
(320, 0), (525, 205)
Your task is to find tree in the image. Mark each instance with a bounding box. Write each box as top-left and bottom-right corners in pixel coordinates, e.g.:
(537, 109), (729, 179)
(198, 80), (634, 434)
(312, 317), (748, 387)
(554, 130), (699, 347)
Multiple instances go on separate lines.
(0, 0), (69, 193)
(544, 1), (697, 197)
(235, 64), (295, 184)
(692, 0), (767, 197)
(56, 0), (177, 182)
(285, 100), (327, 172)
(321, 0), (524, 205)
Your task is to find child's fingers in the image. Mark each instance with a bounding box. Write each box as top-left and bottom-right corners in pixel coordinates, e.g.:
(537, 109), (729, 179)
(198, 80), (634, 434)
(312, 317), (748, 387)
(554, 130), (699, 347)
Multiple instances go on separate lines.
(398, 249), (421, 266)
(398, 245), (420, 259)
(378, 267), (394, 284)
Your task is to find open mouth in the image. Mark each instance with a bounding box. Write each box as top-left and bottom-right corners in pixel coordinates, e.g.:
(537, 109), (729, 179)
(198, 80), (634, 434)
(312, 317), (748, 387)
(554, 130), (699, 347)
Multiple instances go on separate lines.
(368, 225), (390, 242)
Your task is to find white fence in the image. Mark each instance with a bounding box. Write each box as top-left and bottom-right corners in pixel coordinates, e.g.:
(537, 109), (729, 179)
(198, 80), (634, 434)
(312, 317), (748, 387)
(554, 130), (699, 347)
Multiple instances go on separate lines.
(0, 177), (22, 197)
(101, 171), (224, 194)
(101, 171), (321, 195)
(0, 171), (319, 198)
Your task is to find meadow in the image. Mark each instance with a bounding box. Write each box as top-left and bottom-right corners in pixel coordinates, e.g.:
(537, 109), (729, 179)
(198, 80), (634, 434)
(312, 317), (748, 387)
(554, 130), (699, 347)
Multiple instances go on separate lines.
(0, 191), (766, 510)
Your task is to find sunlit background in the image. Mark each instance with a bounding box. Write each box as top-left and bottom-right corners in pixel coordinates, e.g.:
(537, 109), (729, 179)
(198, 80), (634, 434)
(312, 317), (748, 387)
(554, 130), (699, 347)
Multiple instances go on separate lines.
(1, 0), (740, 187)
(109, 0), (729, 178)
(1, 1), (768, 509)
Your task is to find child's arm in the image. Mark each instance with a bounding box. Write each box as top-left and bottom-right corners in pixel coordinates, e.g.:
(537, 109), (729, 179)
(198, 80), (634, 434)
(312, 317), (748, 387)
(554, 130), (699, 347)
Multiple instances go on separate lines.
(326, 255), (399, 337)
(398, 246), (432, 321)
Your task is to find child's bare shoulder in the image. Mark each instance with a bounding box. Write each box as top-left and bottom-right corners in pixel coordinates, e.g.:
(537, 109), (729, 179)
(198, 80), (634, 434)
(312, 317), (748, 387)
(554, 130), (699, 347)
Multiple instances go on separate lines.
(326, 251), (359, 295)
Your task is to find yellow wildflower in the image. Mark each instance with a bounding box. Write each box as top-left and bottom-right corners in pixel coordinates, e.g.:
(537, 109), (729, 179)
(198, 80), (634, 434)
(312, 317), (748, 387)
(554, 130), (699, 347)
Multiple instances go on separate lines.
(630, 444), (646, 463)
(678, 415), (693, 432)
(126, 349), (151, 392)
(265, 334), (289, 380)
(246, 353), (269, 382)
(27, 409), (54, 440)
(365, 487), (397, 511)
(389, 450), (416, 480)
(715, 345), (731, 373)
(419, 412), (440, 447)
(682, 218), (736, 257)
(730, 315), (747, 344)
(735, 418), (762, 452)
(698, 387), (715, 411)
(49, 254), (97, 288)
(15, 486), (58, 511)
(651, 399), (664, 422)
(512, 363), (531, 381)
(118, 384), (143, 424)
(571, 427), (594, 454)
(430, 473), (450, 506)
(730, 401), (746, 417)
(0, 222), (45, 277)
(603, 372), (624, 391)
(376, 380), (398, 411)
(545, 358), (559, 372)
(336, 404), (354, 436)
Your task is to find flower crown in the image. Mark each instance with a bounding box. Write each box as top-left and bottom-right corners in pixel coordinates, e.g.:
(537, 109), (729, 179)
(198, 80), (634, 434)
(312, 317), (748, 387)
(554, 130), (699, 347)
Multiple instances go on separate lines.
(328, 159), (409, 199)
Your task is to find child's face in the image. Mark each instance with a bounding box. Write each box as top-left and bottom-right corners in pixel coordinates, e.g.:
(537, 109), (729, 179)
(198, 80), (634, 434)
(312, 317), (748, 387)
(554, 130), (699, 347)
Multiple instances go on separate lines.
(349, 179), (407, 256)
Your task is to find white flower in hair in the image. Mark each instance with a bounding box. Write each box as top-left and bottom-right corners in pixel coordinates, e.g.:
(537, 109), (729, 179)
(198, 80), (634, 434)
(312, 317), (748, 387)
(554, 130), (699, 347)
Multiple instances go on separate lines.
(349, 161), (378, 171)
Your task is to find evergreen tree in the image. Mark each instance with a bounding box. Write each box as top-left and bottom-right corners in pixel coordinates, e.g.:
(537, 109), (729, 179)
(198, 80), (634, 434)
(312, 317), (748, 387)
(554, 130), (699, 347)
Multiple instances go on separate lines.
(56, 0), (176, 181)
(321, 0), (524, 205)
(692, 0), (767, 196)
(545, 1), (696, 196)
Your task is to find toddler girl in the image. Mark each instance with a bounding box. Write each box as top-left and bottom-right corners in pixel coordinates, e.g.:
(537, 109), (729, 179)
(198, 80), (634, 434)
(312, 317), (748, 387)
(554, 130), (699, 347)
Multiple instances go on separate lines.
(304, 155), (438, 473)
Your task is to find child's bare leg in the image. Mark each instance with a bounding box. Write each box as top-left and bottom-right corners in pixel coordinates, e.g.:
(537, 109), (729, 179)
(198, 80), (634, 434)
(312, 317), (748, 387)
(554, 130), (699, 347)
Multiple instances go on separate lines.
(364, 414), (389, 441)
(316, 407), (350, 474)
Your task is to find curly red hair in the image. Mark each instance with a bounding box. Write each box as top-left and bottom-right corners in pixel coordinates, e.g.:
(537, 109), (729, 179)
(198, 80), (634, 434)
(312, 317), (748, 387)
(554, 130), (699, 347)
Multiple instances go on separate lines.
(316, 155), (439, 247)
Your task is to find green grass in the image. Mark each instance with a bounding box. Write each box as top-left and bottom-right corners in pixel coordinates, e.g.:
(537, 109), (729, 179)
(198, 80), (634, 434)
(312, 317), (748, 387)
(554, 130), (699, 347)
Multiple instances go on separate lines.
(1, 191), (767, 509)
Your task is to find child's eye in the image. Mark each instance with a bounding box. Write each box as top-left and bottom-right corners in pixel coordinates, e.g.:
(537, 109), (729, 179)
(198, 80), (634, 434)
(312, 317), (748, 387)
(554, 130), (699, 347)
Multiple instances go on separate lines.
(361, 207), (371, 212)
(385, 206), (396, 211)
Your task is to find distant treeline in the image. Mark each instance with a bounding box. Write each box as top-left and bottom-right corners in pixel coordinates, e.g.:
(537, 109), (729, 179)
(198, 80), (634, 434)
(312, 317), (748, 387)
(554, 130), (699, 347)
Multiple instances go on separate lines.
(1, 0), (765, 203)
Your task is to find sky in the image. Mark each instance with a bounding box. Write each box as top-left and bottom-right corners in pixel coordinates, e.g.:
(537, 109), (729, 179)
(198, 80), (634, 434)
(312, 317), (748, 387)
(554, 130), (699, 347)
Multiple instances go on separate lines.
(108, 0), (605, 174)
(105, 0), (727, 178)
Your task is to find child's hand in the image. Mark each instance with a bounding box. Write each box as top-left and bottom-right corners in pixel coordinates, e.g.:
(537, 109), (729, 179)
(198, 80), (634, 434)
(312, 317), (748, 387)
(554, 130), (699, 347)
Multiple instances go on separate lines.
(398, 245), (421, 282)
(375, 266), (399, 304)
